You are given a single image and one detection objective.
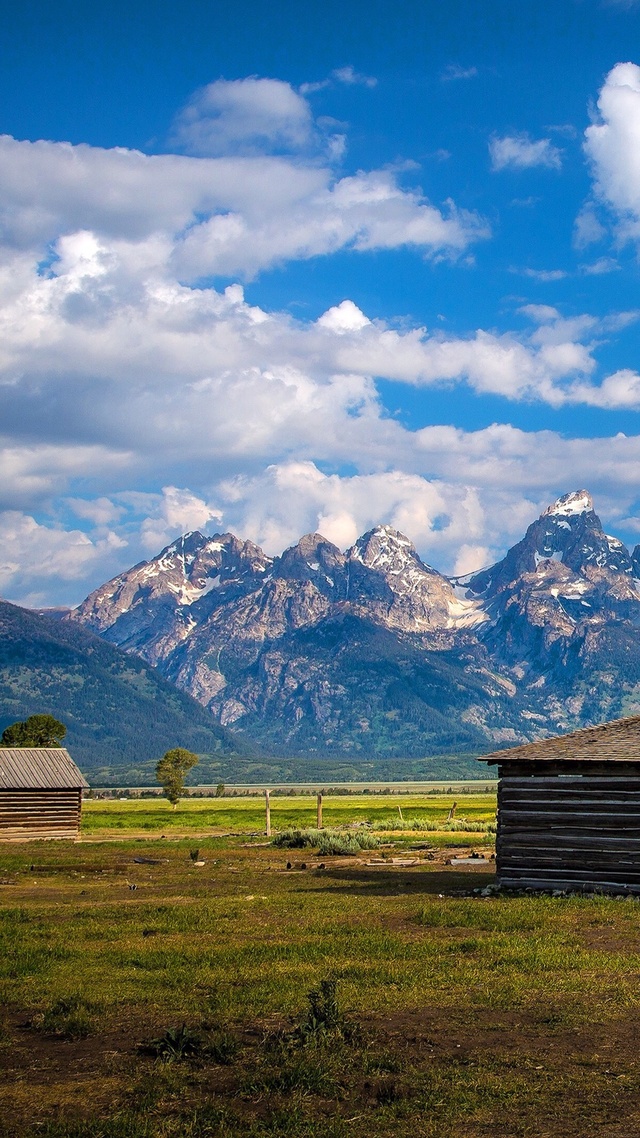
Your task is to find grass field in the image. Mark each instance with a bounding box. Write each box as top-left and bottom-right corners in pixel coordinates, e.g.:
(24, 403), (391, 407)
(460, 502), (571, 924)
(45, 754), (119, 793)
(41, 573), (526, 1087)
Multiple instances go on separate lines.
(80, 793), (497, 837)
(2, 795), (640, 1137)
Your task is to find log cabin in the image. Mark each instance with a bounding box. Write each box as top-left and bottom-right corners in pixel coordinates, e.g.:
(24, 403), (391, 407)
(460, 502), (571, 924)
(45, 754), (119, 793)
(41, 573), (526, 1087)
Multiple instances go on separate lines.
(478, 715), (640, 893)
(0, 748), (89, 841)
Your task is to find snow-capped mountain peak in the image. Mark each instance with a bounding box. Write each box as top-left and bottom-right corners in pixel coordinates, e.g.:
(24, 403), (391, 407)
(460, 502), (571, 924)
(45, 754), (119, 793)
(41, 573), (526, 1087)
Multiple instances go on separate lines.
(349, 525), (425, 572)
(67, 489), (640, 759)
(543, 490), (594, 518)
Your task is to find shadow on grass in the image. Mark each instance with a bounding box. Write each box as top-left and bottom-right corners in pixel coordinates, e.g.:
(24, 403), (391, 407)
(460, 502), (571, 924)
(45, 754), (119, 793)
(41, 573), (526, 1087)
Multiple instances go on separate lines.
(303, 868), (496, 896)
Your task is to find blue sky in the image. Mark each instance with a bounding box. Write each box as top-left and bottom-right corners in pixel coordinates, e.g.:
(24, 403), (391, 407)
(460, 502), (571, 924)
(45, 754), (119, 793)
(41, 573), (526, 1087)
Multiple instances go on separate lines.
(3, 0), (640, 605)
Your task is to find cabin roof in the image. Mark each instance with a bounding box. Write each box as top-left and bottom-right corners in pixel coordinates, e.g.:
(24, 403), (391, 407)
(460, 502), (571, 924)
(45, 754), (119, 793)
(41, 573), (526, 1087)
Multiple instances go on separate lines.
(0, 748), (89, 790)
(478, 715), (640, 766)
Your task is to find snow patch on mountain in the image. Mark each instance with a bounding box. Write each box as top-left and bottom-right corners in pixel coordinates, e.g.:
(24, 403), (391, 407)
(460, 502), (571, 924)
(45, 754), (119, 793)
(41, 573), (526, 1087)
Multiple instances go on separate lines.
(544, 490), (594, 518)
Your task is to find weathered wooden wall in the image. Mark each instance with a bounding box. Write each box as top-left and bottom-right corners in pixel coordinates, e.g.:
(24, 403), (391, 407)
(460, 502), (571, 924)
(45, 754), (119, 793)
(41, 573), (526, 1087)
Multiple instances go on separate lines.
(0, 788), (82, 841)
(497, 775), (640, 892)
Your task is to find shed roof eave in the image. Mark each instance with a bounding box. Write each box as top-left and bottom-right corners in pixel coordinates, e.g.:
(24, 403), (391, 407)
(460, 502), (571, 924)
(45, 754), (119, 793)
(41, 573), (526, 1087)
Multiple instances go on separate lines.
(0, 748), (89, 789)
(476, 713), (640, 767)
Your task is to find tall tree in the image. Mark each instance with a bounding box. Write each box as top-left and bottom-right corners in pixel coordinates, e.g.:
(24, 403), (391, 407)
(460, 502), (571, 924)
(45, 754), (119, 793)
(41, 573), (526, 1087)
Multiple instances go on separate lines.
(1, 714), (66, 747)
(155, 747), (199, 806)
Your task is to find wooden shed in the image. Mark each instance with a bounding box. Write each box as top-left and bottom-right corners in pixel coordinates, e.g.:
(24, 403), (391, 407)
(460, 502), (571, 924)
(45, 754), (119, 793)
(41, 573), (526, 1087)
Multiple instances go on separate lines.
(478, 715), (640, 893)
(0, 748), (89, 841)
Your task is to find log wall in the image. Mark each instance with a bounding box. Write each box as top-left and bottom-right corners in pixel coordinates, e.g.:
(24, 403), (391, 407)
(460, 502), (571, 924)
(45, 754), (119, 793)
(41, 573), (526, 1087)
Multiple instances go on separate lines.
(0, 789), (82, 841)
(497, 775), (640, 892)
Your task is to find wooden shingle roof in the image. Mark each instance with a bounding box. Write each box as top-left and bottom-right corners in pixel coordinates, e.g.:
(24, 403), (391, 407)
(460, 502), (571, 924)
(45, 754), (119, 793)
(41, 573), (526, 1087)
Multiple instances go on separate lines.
(0, 748), (89, 789)
(478, 715), (640, 766)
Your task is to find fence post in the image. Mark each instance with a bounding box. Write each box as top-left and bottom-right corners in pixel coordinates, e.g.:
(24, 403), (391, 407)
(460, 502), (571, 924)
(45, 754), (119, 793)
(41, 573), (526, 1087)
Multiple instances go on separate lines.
(265, 789), (271, 837)
(317, 792), (323, 830)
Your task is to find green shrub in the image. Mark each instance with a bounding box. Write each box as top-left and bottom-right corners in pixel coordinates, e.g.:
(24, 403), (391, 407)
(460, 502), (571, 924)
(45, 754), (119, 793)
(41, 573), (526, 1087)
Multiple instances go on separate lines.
(272, 828), (323, 849)
(353, 831), (382, 850)
(143, 1023), (204, 1061)
(304, 978), (341, 1034)
(273, 828), (381, 855)
(370, 815), (496, 833)
(316, 833), (363, 856)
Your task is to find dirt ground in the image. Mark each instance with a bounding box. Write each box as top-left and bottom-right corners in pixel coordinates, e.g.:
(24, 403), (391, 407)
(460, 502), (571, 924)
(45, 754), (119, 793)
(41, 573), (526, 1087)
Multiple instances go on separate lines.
(3, 839), (640, 1137)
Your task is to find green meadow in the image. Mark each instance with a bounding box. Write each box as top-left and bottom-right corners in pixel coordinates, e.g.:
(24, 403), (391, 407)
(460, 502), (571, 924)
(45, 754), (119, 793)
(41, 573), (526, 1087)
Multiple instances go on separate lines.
(80, 792), (497, 836)
(2, 795), (640, 1137)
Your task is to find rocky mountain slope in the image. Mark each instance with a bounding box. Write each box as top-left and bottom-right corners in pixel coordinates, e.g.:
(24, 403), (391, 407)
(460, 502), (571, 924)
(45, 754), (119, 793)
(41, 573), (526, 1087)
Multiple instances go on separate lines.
(0, 600), (243, 778)
(68, 491), (640, 758)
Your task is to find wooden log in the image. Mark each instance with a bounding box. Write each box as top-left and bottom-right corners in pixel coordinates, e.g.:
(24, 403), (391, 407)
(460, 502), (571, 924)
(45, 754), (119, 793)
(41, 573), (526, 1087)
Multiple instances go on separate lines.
(499, 823), (640, 834)
(498, 873), (640, 889)
(500, 794), (640, 808)
(0, 788), (82, 842)
(498, 875), (640, 893)
(499, 851), (640, 870)
(500, 776), (640, 789)
(498, 828), (640, 845)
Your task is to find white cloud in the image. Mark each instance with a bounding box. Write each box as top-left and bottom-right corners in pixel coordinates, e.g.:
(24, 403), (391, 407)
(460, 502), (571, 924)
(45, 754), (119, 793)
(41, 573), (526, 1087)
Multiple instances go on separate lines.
(453, 544), (491, 576)
(0, 511), (126, 605)
(573, 202), (607, 248)
(0, 441), (130, 510)
(9, 417), (640, 605)
(300, 66), (377, 95)
(67, 497), (125, 526)
(331, 66), (377, 88)
(170, 77), (314, 157)
(489, 133), (563, 171)
(441, 64), (478, 81)
(139, 487), (223, 551)
(520, 267), (568, 281)
(215, 461), (486, 566)
(316, 299), (371, 333)
(568, 368), (640, 408)
(0, 240), (627, 499)
(581, 256), (620, 274)
(4, 69), (640, 605)
(585, 62), (640, 239)
(0, 134), (486, 281)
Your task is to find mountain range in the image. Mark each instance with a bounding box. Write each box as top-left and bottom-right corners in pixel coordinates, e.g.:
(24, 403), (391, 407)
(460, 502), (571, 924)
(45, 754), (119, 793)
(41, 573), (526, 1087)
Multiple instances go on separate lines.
(65, 489), (640, 763)
(0, 600), (242, 781)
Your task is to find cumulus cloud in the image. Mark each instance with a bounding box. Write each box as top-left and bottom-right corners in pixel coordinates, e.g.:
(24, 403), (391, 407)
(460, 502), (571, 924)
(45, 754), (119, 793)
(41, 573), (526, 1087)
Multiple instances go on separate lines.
(215, 462), (485, 562)
(0, 135), (486, 280)
(568, 368), (640, 408)
(316, 299), (371, 333)
(584, 62), (640, 240)
(0, 237), (630, 507)
(0, 511), (126, 606)
(489, 133), (563, 171)
(9, 417), (640, 605)
(171, 77), (314, 157)
(3, 69), (640, 605)
(139, 487), (223, 551)
(0, 440), (130, 511)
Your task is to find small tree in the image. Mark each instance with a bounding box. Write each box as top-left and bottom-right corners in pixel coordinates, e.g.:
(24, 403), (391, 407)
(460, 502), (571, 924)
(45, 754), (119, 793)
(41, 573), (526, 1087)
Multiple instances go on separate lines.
(1, 714), (66, 747)
(215, 782), (225, 798)
(155, 748), (199, 807)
